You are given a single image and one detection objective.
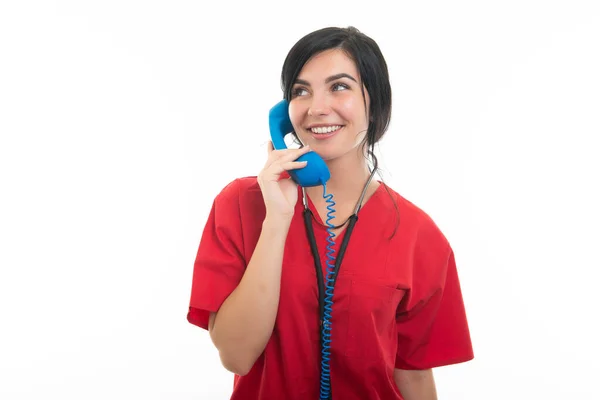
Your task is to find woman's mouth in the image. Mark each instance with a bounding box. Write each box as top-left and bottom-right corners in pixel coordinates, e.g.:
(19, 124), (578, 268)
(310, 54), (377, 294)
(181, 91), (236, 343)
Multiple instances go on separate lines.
(308, 125), (343, 140)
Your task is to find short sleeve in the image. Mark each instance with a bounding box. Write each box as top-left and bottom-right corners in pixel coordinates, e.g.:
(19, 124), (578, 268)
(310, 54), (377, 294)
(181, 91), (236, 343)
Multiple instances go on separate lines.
(186, 179), (246, 330)
(395, 246), (474, 369)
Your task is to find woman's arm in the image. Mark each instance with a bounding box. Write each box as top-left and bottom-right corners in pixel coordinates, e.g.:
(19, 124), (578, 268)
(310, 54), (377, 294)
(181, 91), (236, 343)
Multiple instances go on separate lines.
(206, 145), (312, 376)
(394, 368), (437, 400)
(208, 217), (290, 376)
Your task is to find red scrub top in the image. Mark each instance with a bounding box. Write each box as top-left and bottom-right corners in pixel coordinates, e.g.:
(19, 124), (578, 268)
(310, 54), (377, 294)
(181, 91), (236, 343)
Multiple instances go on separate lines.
(187, 177), (474, 400)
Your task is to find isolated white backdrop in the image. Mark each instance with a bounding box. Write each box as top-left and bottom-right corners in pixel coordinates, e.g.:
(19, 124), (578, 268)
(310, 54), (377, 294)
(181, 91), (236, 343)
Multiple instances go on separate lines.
(1, 1), (599, 399)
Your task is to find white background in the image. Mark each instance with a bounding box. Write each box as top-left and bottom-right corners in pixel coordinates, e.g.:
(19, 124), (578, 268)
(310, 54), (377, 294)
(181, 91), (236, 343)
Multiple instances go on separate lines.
(1, 1), (599, 399)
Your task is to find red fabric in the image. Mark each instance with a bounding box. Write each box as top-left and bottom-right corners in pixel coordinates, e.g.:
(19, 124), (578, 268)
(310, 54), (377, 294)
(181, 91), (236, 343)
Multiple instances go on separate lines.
(187, 177), (474, 400)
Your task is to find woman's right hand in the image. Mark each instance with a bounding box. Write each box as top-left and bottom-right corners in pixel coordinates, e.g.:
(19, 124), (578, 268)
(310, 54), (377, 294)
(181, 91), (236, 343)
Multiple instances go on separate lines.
(257, 142), (312, 222)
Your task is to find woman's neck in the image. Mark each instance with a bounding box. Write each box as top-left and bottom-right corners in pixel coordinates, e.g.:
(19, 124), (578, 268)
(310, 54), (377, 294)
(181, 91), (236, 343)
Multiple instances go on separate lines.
(304, 150), (377, 206)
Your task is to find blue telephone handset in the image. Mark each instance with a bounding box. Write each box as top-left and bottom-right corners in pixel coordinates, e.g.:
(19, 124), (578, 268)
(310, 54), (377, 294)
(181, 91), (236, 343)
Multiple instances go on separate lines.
(268, 100), (330, 187)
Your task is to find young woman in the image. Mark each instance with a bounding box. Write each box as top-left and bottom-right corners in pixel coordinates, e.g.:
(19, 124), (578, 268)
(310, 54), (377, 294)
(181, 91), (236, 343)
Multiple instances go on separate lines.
(187, 26), (474, 400)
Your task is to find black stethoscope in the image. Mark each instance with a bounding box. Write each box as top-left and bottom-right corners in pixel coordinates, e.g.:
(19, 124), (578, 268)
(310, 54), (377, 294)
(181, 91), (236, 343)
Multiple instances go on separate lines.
(300, 164), (378, 399)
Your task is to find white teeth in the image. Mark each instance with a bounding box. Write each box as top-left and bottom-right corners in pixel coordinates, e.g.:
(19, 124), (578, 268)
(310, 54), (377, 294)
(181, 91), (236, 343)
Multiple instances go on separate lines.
(310, 125), (341, 134)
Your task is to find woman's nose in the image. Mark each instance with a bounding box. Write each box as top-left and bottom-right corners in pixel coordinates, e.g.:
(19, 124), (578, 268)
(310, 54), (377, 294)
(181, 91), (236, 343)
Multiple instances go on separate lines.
(307, 94), (331, 116)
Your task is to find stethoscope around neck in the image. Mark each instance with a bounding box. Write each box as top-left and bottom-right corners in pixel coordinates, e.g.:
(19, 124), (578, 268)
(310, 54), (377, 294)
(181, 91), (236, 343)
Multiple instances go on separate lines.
(300, 165), (378, 400)
(301, 160), (378, 228)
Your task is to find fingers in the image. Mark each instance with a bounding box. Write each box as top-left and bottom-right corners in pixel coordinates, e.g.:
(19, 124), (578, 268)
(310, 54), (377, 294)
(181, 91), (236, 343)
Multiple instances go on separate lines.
(280, 160), (308, 171)
(260, 145), (311, 181)
(261, 160), (308, 182)
(266, 145), (311, 168)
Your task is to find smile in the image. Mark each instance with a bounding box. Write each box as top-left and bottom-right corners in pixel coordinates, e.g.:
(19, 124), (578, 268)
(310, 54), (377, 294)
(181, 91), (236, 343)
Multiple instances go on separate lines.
(309, 126), (343, 140)
(309, 125), (343, 134)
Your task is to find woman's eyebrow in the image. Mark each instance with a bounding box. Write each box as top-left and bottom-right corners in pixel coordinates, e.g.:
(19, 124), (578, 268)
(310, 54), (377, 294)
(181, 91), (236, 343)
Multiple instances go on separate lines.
(294, 73), (358, 86)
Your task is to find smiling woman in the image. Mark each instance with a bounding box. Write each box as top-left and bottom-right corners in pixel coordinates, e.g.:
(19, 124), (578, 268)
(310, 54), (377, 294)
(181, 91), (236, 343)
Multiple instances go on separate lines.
(289, 53), (369, 155)
(186, 26), (474, 400)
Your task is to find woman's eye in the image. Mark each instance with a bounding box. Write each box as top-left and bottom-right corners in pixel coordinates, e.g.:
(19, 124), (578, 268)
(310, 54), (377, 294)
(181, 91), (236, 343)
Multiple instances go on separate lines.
(292, 87), (308, 97)
(332, 83), (349, 91)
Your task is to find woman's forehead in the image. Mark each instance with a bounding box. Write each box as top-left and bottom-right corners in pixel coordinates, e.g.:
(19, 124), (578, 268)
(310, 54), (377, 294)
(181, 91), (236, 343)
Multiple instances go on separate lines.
(296, 49), (360, 83)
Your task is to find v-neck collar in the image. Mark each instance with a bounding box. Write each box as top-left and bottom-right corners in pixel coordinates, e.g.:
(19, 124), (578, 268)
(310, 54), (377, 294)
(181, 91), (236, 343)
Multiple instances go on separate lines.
(299, 181), (385, 240)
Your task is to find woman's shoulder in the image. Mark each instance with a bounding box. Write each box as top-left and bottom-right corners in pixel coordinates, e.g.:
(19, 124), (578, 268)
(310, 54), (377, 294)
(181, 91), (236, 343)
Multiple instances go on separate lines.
(212, 176), (264, 210)
(379, 183), (450, 250)
(216, 175), (259, 192)
(377, 183), (435, 225)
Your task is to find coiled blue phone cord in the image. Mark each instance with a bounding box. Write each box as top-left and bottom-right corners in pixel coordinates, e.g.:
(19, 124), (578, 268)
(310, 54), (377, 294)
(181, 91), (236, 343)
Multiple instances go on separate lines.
(300, 164), (375, 400)
(319, 183), (336, 400)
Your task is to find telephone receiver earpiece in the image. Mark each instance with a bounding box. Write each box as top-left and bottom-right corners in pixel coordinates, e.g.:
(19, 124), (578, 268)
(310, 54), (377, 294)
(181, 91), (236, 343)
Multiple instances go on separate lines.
(268, 99), (330, 187)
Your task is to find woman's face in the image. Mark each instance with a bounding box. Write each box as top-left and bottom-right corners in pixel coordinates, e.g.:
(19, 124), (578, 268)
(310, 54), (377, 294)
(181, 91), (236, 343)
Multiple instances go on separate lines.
(288, 49), (370, 162)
